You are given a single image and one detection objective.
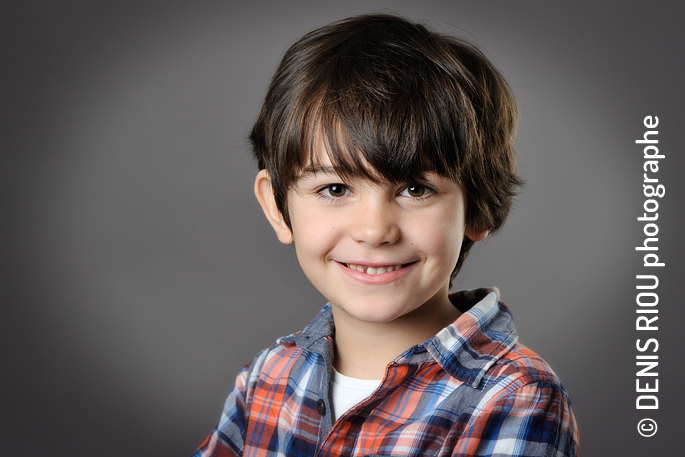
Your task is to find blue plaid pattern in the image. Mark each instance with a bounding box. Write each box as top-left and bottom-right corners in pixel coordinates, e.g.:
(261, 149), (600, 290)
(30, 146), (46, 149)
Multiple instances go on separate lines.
(193, 288), (578, 457)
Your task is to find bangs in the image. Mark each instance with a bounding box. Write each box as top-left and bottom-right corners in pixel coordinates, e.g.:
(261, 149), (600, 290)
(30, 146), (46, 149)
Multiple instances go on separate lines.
(297, 106), (440, 186)
(290, 55), (472, 186)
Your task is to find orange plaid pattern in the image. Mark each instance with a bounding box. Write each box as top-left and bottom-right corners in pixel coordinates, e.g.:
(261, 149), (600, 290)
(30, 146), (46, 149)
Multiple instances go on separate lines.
(193, 289), (578, 457)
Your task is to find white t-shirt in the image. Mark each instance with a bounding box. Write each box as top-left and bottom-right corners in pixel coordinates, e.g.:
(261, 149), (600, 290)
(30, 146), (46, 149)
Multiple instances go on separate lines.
(330, 370), (383, 422)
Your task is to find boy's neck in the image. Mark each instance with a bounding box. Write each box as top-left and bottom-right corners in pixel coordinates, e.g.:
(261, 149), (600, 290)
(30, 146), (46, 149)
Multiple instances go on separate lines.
(330, 297), (461, 380)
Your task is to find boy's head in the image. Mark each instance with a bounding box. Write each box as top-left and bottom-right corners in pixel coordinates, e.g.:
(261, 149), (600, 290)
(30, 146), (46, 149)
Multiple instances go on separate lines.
(250, 14), (522, 282)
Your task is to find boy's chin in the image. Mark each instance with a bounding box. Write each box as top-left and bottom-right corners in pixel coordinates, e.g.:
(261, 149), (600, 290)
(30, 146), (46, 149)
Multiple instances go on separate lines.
(329, 299), (423, 326)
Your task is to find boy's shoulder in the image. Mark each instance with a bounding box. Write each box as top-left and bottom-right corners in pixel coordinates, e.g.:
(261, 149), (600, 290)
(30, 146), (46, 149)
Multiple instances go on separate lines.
(235, 304), (335, 387)
(426, 288), (567, 393)
(488, 340), (565, 389)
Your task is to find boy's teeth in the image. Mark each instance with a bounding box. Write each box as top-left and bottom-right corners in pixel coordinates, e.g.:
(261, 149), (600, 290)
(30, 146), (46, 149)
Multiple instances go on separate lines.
(347, 263), (401, 274)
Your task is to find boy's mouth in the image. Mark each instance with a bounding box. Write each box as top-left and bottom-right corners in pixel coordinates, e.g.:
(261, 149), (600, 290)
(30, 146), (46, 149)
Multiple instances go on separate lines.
(342, 262), (409, 275)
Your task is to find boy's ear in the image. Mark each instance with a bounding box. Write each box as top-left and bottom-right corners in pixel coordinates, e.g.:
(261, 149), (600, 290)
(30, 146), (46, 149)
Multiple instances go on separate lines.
(254, 169), (294, 244)
(465, 225), (489, 242)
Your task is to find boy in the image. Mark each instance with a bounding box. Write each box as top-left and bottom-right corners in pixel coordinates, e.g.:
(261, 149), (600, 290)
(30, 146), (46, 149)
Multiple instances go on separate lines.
(194, 14), (578, 457)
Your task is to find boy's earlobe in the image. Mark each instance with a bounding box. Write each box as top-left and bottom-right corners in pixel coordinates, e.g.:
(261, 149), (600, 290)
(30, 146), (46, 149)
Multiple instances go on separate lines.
(254, 169), (294, 244)
(465, 226), (489, 242)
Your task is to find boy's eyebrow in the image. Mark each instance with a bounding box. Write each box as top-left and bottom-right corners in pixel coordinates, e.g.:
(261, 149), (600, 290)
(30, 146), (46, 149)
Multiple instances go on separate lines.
(298, 164), (440, 182)
(299, 164), (338, 177)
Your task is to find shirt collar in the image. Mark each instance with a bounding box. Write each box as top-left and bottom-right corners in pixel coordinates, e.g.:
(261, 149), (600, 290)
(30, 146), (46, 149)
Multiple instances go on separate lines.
(279, 287), (518, 389)
(424, 287), (518, 388)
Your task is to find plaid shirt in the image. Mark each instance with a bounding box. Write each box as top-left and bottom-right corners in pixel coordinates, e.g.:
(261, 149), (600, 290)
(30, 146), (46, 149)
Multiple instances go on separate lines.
(193, 288), (579, 457)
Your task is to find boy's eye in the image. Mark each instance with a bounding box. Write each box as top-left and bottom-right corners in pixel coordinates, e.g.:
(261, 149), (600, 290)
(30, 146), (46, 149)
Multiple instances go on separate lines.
(400, 184), (429, 198)
(321, 184), (349, 198)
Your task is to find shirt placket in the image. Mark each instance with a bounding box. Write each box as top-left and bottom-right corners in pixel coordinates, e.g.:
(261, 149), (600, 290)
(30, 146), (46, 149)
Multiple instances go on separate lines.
(315, 362), (419, 457)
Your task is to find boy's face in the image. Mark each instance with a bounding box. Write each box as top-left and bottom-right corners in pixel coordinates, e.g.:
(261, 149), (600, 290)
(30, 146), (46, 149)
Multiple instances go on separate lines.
(255, 150), (487, 329)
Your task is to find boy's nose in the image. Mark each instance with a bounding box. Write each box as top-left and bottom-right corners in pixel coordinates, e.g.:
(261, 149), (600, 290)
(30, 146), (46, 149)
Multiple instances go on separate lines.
(349, 199), (400, 247)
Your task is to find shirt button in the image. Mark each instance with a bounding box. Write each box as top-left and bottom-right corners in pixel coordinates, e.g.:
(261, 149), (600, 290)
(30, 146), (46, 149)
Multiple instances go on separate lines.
(316, 399), (326, 416)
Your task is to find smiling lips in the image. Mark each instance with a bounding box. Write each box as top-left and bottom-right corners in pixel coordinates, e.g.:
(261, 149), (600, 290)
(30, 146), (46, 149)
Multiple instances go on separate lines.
(343, 262), (407, 275)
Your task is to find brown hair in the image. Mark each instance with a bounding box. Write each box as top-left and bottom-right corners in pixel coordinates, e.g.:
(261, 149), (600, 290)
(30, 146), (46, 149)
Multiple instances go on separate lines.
(249, 14), (523, 280)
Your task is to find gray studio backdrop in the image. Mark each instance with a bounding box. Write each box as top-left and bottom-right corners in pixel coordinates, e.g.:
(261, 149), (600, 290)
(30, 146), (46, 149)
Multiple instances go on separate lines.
(3, 1), (683, 455)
